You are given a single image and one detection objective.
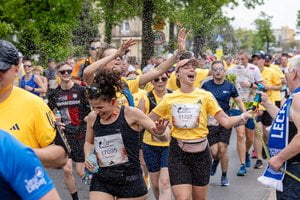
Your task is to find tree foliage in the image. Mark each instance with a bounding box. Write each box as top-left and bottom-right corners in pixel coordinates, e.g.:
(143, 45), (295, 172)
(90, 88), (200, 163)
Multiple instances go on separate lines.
(0, 0), (83, 64)
(72, 0), (101, 57)
(253, 12), (275, 53)
(234, 28), (255, 53)
(297, 10), (300, 27)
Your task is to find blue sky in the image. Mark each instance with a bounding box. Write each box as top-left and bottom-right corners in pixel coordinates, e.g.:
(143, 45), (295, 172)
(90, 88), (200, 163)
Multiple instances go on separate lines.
(223, 0), (299, 30)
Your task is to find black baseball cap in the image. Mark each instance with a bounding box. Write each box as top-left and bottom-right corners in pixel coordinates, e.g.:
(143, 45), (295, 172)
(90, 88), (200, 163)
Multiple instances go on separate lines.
(0, 40), (19, 71)
(265, 54), (272, 60)
(252, 52), (265, 59)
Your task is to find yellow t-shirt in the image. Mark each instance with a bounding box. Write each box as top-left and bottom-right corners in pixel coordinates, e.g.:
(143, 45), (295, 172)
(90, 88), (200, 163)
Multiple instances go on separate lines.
(0, 87), (56, 148)
(133, 88), (146, 107)
(152, 88), (222, 140)
(143, 90), (169, 146)
(167, 68), (209, 91)
(261, 67), (281, 103)
(269, 64), (284, 102)
(117, 76), (140, 106)
(143, 82), (154, 92)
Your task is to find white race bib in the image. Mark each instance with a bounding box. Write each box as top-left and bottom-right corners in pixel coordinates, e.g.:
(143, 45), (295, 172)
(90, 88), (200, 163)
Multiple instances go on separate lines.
(208, 115), (219, 126)
(94, 133), (129, 167)
(172, 103), (200, 129)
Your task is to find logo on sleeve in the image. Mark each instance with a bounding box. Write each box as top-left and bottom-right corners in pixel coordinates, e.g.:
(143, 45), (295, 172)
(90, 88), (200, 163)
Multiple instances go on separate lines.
(25, 167), (47, 193)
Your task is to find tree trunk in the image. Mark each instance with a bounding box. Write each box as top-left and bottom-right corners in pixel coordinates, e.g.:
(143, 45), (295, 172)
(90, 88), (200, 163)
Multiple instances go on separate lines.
(141, 0), (154, 69)
(193, 29), (205, 58)
(104, 0), (115, 44)
(168, 22), (175, 53)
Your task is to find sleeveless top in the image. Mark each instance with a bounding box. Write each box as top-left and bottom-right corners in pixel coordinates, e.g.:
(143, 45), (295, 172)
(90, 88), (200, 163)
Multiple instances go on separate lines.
(287, 121), (300, 164)
(20, 74), (40, 95)
(93, 106), (140, 174)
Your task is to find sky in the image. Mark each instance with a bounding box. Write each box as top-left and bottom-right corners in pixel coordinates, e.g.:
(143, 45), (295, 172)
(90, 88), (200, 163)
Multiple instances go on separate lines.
(223, 0), (299, 30)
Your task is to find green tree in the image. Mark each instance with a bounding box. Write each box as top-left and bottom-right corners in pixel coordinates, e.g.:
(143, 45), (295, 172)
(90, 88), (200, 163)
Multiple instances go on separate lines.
(253, 12), (275, 53)
(72, 0), (101, 57)
(0, 0), (83, 64)
(235, 28), (255, 52)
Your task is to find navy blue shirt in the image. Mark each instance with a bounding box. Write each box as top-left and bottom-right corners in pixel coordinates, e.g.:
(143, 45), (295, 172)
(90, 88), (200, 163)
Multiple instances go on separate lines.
(202, 79), (239, 114)
(0, 129), (54, 200)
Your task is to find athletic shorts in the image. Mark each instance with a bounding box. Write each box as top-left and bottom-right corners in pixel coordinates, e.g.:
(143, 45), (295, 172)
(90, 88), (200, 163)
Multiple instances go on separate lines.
(65, 132), (85, 163)
(168, 137), (211, 186)
(256, 111), (273, 127)
(90, 169), (147, 198)
(230, 109), (255, 130)
(207, 125), (232, 145)
(142, 143), (169, 172)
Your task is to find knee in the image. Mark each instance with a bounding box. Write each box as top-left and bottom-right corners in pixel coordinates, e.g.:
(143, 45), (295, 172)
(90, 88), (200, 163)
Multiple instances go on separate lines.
(63, 163), (73, 177)
(159, 177), (170, 190)
(219, 146), (227, 155)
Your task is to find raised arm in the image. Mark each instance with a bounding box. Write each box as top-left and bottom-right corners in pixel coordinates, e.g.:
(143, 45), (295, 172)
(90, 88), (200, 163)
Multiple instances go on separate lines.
(138, 28), (187, 86)
(83, 39), (136, 85)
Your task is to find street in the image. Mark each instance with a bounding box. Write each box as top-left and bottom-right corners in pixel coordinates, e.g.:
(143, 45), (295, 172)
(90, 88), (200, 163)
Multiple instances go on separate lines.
(48, 130), (276, 200)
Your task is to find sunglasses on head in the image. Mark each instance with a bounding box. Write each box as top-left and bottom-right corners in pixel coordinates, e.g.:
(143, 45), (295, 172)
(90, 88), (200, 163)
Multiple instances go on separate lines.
(0, 68), (10, 73)
(154, 77), (168, 82)
(89, 46), (100, 51)
(86, 86), (102, 97)
(58, 69), (72, 75)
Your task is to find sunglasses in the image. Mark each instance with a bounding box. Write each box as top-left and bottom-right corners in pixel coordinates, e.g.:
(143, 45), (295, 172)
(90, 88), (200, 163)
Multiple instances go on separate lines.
(58, 69), (72, 75)
(89, 46), (100, 51)
(212, 68), (224, 72)
(154, 77), (168, 82)
(0, 68), (10, 73)
(24, 65), (32, 68)
(86, 86), (102, 97)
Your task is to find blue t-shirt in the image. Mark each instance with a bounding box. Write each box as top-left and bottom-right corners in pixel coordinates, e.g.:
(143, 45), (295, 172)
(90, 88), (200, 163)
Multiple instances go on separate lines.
(0, 129), (54, 200)
(202, 79), (239, 114)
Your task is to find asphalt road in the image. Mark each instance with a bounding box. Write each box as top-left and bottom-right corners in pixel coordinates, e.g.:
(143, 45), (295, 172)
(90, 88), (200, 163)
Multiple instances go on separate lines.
(48, 129), (276, 200)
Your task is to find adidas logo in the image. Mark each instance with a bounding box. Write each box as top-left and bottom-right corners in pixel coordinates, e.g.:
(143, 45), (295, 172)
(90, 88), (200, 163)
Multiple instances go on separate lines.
(10, 123), (20, 130)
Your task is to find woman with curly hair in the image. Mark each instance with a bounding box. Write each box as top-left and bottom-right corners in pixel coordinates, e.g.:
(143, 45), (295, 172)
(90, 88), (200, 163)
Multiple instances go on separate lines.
(84, 69), (169, 200)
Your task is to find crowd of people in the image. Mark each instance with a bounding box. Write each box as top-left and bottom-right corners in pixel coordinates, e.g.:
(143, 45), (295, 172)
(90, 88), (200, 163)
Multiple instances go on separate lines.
(1, 26), (300, 200)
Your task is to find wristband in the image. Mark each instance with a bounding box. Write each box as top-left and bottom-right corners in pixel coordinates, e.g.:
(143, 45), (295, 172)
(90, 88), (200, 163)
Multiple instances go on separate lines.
(250, 83), (253, 88)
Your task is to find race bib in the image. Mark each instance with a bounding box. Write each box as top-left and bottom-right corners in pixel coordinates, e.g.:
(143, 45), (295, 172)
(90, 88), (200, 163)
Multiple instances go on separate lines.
(172, 103), (200, 129)
(208, 115), (219, 126)
(94, 133), (129, 167)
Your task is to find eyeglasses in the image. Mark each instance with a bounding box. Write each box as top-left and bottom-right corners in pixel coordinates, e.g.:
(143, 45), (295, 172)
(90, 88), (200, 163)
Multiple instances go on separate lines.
(89, 46), (100, 51)
(58, 69), (72, 75)
(24, 65), (32, 68)
(154, 77), (168, 82)
(212, 68), (224, 72)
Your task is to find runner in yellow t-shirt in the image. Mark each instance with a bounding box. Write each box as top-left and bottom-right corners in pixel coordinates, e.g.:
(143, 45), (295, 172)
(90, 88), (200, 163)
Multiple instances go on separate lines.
(142, 73), (172, 199)
(148, 58), (253, 200)
(83, 28), (188, 106)
(0, 40), (67, 168)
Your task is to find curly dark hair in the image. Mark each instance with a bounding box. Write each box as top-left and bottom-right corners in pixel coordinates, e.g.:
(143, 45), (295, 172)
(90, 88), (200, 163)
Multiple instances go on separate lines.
(87, 69), (123, 101)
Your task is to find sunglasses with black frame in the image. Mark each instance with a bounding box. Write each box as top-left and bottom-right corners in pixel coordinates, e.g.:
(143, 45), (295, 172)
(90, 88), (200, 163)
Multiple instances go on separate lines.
(153, 77), (168, 83)
(58, 69), (73, 75)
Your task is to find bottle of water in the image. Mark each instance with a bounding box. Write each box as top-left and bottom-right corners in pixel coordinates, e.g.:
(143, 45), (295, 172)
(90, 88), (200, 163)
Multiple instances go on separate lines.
(82, 153), (99, 185)
(55, 110), (62, 123)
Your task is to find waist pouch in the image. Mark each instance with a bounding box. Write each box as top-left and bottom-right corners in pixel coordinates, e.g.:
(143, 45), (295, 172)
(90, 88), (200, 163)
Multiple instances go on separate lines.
(177, 138), (208, 153)
(97, 168), (141, 184)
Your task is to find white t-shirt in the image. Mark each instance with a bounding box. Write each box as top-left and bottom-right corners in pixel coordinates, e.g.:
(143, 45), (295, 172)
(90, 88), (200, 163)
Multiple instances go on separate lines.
(227, 63), (262, 102)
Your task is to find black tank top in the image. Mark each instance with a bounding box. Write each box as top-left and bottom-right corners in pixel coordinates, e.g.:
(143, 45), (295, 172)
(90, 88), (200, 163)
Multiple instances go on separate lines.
(287, 121), (300, 163)
(93, 106), (141, 174)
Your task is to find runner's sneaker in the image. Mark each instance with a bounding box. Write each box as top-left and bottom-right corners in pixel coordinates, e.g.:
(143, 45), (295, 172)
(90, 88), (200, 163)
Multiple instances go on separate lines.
(210, 159), (220, 176)
(254, 159), (263, 169)
(245, 152), (251, 168)
(237, 164), (247, 176)
(220, 176), (230, 186)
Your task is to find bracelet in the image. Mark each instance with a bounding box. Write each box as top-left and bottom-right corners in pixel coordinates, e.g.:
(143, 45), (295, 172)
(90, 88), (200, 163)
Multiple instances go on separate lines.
(250, 83), (253, 88)
(32, 88), (35, 92)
